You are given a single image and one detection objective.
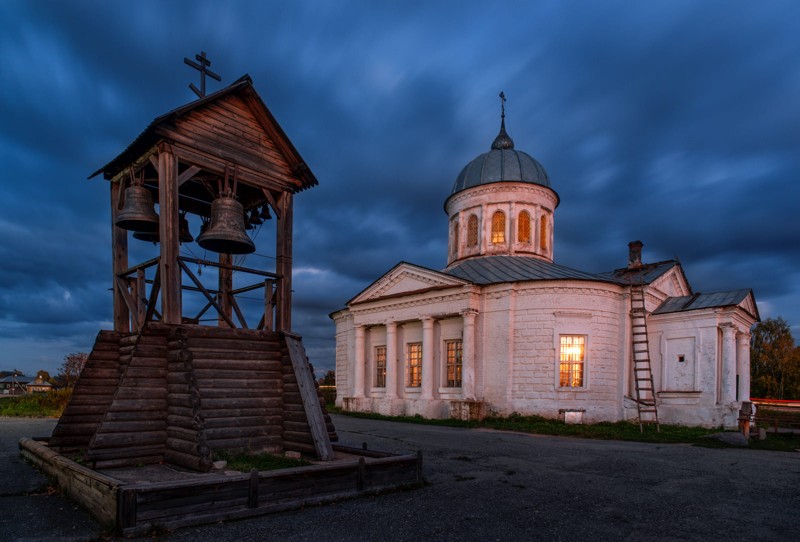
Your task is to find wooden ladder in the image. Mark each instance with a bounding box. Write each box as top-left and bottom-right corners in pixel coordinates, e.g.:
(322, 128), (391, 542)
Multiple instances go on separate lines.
(630, 281), (660, 432)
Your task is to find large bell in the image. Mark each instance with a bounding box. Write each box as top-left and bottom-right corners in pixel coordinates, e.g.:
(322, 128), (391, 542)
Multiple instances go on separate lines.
(197, 196), (255, 254)
(133, 213), (194, 244)
(116, 184), (159, 232)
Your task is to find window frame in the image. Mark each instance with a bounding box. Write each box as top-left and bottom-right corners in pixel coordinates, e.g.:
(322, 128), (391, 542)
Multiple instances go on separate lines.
(444, 339), (463, 388)
(518, 210), (531, 244)
(467, 214), (479, 247)
(374, 345), (386, 388)
(491, 210), (506, 244)
(558, 334), (586, 389)
(406, 342), (422, 388)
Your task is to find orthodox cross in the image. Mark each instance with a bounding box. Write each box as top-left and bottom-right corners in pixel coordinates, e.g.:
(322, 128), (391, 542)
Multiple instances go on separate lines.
(184, 51), (222, 98)
(499, 91), (506, 120)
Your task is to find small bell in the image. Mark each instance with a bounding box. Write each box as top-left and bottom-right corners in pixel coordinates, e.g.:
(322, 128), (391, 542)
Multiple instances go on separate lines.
(248, 209), (263, 226)
(259, 205), (272, 220)
(132, 213), (194, 244)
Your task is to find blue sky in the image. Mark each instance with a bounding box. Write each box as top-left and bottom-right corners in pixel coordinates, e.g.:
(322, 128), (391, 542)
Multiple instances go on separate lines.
(1, 0), (798, 377)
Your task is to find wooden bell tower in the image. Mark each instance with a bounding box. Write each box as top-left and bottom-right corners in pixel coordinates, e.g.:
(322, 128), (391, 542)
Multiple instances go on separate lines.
(50, 71), (336, 471)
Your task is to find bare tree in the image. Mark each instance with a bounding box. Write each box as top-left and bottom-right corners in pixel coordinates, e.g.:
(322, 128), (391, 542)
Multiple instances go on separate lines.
(58, 352), (89, 388)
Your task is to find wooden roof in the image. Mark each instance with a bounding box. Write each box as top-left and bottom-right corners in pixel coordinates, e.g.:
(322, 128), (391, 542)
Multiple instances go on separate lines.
(90, 75), (317, 198)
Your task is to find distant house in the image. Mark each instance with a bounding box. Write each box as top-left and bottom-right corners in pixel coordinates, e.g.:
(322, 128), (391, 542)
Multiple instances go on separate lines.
(0, 375), (33, 395)
(27, 376), (53, 393)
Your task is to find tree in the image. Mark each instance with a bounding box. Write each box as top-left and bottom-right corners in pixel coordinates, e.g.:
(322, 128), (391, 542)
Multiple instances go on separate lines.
(36, 370), (52, 383)
(750, 318), (800, 399)
(57, 352), (89, 388)
(317, 369), (335, 386)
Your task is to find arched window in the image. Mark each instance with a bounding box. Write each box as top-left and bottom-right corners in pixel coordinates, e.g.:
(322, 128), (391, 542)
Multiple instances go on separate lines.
(491, 211), (505, 244)
(452, 220), (459, 256)
(540, 214), (548, 251)
(518, 211), (531, 243)
(467, 214), (478, 247)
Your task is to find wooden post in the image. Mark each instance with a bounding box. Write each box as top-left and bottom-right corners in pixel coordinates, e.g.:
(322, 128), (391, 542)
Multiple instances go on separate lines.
(218, 253), (232, 327)
(264, 279), (274, 332)
(110, 181), (129, 332)
(157, 146), (181, 324)
(136, 268), (146, 330)
(275, 192), (293, 332)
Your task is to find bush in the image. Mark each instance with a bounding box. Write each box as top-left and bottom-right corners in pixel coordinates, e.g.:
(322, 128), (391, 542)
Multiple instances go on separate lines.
(0, 388), (73, 417)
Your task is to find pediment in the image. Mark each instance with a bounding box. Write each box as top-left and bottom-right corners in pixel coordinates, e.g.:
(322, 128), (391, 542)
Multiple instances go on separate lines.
(349, 262), (469, 305)
(649, 265), (691, 297)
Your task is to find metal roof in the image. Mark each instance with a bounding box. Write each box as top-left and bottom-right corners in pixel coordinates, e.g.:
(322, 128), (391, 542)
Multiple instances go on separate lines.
(653, 289), (754, 315)
(449, 119), (553, 200)
(445, 255), (621, 285)
(596, 260), (678, 286)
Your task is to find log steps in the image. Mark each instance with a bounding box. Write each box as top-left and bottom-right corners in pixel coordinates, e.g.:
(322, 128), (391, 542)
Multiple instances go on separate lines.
(51, 323), (336, 471)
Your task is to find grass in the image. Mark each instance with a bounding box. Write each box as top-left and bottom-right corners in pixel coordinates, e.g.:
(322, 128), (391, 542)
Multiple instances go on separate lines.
(329, 407), (800, 451)
(212, 450), (310, 472)
(0, 389), (72, 417)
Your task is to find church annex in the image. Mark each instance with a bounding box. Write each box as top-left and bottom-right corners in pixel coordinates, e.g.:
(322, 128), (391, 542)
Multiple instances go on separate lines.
(331, 103), (758, 428)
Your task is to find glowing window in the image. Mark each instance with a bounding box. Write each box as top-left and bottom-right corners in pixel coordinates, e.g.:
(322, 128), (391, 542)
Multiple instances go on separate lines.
(559, 335), (585, 388)
(491, 211), (506, 243)
(445, 340), (463, 387)
(406, 343), (422, 387)
(375, 346), (386, 388)
(518, 211), (531, 243)
(467, 214), (478, 247)
(540, 215), (548, 251)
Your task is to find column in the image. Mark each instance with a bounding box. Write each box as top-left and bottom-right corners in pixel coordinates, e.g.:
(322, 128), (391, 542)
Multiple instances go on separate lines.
(462, 309), (478, 399)
(720, 324), (737, 405)
(421, 316), (435, 400)
(385, 321), (397, 399)
(353, 325), (366, 398)
(737, 332), (751, 403)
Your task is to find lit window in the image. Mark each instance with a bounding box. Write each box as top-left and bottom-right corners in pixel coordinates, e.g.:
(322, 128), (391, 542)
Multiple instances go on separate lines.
(445, 340), (462, 387)
(406, 343), (422, 387)
(559, 335), (585, 388)
(375, 346), (386, 388)
(540, 215), (548, 251)
(467, 214), (478, 247)
(491, 211), (505, 243)
(518, 211), (531, 243)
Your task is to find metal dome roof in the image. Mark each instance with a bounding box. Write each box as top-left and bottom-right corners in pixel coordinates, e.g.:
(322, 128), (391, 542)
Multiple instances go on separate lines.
(450, 119), (551, 196)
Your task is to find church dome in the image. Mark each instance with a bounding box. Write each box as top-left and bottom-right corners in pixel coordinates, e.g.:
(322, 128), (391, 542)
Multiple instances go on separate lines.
(450, 119), (550, 196)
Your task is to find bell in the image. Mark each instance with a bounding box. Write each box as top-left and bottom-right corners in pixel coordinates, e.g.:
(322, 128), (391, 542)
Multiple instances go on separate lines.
(116, 184), (159, 232)
(132, 213), (194, 244)
(197, 196), (255, 254)
(248, 210), (263, 226)
(244, 210), (254, 230)
(259, 205), (272, 220)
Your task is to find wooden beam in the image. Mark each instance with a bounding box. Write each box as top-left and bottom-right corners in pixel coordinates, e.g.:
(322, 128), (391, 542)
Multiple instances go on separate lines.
(157, 147), (181, 324)
(218, 253), (232, 328)
(283, 334), (334, 461)
(178, 165), (202, 187)
(110, 182), (130, 332)
(178, 260), (236, 328)
(275, 192), (293, 331)
(260, 188), (280, 219)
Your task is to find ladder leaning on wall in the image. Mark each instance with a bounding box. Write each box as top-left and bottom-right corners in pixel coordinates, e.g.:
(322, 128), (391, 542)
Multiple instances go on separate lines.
(630, 281), (660, 432)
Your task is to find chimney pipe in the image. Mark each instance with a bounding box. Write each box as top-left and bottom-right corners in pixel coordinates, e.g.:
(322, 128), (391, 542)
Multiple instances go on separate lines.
(628, 240), (643, 269)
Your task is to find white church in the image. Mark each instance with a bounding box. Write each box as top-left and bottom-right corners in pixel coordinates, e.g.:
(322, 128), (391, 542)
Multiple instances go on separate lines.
(331, 105), (758, 428)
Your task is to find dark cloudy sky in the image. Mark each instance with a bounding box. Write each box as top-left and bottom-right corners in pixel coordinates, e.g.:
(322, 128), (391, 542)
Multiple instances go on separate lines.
(1, 0), (798, 378)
